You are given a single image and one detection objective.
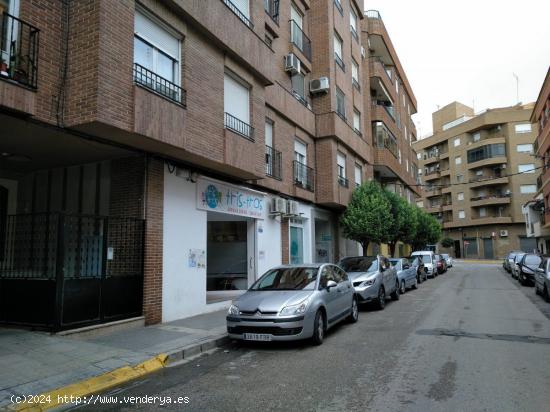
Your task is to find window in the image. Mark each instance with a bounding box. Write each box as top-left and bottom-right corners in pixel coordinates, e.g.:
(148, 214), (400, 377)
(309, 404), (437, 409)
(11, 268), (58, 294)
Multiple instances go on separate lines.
(333, 32), (344, 70)
(454, 138), (461, 147)
(404, 125), (407, 142)
(337, 152), (346, 179)
(455, 156), (462, 165)
(355, 164), (362, 186)
(416, 201), (424, 208)
(472, 132), (481, 142)
(457, 192), (464, 201)
(336, 88), (346, 119)
(457, 174), (463, 183)
(265, 33), (273, 47)
(352, 59), (359, 89)
(350, 7), (358, 40)
(479, 207), (487, 217)
(518, 164), (535, 174)
(396, 78), (399, 94)
(398, 149), (402, 164)
(417, 152), (422, 160)
(520, 185), (537, 194)
(517, 144), (534, 153)
(265, 119), (273, 148)
(291, 3), (303, 28)
(515, 123), (532, 134)
(467, 143), (506, 163)
(291, 71), (306, 102)
(458, 210), (465, 219)
(402, 94), (406, 106)
(406, 159), (409, 172)
(353, 109), (361, 134)
(334, 0), (343, 14)
(294, 139), (307, 165)
(224, 72), (251, 138)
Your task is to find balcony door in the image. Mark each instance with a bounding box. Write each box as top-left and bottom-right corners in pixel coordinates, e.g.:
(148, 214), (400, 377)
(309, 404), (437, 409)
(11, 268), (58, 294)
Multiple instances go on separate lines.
(290, 4), (303, 49)
(294, 139), (307, 185)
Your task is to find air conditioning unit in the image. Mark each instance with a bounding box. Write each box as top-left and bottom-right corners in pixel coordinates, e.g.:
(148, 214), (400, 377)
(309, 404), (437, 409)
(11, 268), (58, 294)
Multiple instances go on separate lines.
(361, 46), (366, 59)
(500, 230), (509, 237)
(270, 197), (287, 214)
(287, 200), (299, 216)
(310, 77), (329, 94)
(284, 53), (301, 74)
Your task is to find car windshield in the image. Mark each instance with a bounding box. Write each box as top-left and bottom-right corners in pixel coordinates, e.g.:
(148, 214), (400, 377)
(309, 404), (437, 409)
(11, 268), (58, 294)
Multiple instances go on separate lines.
(250, 267), (318, 291)
(515, 254), (526, 262)
(420, 255), (432, 264)
(524, 255), (542, 265)
(339, 257), (378, 273)
(441, 254), (449, 259)
(389, 259), (401, 269)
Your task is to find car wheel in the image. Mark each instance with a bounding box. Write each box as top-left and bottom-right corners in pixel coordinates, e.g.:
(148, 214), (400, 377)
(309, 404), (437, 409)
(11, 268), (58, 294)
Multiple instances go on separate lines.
(400, 280), (406, 294)
(536, 286), (541, 295)
(519, 273), (525, 286)
(348, 297), (359, 323)
(543, 286), (550, 303)
(376, 286), (386, 310)
(417, 273), (423, 284)
(312, 310), (325, 345)
(412, 277), (418, 290)
(391, 281), (400, 301)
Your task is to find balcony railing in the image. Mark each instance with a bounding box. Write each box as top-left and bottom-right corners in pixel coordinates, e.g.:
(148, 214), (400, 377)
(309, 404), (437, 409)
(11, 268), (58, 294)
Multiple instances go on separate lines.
(133, 63), (186, 106)
(0, 13), (40, 88)
(537, 175), (542, 190)
(222, 0), (254, 28)
(334, 0), (343, 15)
(265, 145), (282, 179)
(293, 160), (314, 192)
(338, 176), (349, 188)
(365, 10), (382, 19)
(224, 112), (254, 141)
(470, 194), (510, 202)
(264, 0), (279, 24)
(335, 53), (345, 71)
(290, 20), (311, 61)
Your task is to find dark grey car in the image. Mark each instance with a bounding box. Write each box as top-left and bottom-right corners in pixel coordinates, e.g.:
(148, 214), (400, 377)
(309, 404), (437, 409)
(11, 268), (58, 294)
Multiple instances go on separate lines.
(226, 264), (358, 345)
(535, 256), (550, 302)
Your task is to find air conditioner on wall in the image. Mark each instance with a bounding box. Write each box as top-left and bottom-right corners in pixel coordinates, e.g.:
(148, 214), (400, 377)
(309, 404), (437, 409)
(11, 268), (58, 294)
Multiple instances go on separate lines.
(270, 197), (287, 215)
(310, 77), (329, 94)
(287, 200), (299, 216)
(500, 230), (508, 237)
(284, 53), (301, 74)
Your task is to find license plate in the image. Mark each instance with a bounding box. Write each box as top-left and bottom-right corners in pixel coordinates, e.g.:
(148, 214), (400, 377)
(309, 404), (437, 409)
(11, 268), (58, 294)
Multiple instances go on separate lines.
(243, 333), (272, 341)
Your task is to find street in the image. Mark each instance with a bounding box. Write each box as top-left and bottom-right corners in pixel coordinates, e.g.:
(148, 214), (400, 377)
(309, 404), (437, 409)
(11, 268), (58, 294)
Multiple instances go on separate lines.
(80, 262), (550, 412)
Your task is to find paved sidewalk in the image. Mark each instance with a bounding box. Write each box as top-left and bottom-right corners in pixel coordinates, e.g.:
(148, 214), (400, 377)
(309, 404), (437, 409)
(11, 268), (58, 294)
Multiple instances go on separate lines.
(0, 309), (228, 409)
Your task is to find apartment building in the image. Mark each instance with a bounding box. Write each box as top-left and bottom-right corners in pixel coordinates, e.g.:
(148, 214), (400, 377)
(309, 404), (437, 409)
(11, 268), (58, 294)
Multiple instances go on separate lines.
(414, 102), (538, 260)
(0, 0), (417, 331)
(523, 68), (550, 253)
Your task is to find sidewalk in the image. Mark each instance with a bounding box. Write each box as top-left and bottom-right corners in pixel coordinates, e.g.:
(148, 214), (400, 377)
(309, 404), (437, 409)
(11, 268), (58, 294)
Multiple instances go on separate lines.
(0, 309), (228, 410)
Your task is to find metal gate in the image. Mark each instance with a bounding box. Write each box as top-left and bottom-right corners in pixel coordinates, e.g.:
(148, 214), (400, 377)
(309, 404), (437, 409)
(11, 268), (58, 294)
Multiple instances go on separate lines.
(483, 238), (494, 259)
(0, 212), (145, 331)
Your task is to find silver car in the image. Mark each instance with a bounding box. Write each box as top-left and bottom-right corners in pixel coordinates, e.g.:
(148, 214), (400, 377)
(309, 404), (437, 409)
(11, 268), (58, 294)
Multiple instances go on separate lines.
(338, 256), (399, 310)
(535, 256), (550, 302)
(411, 251), (437, 278)
(511, 253), (526, 279)
(390, 258), (418, 294)
(227, 264), (358, 345)
(441, 253), (453, 268)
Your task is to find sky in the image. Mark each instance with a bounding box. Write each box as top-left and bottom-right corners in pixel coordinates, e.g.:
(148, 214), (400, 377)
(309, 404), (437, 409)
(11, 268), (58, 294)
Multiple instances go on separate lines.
(364, 0), (550, 138)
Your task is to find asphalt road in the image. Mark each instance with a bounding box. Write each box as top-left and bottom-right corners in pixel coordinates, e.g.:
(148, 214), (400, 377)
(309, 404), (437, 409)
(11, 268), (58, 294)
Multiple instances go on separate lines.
(81, 262), (550, 412)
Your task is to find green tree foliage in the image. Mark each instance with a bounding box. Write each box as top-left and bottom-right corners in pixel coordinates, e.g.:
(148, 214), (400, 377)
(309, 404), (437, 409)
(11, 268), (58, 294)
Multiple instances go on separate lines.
(340, 182), (393, 255)
(384, 190), (418, 257)
(412, 208), (442, 251)
(441, 237), (455, 248)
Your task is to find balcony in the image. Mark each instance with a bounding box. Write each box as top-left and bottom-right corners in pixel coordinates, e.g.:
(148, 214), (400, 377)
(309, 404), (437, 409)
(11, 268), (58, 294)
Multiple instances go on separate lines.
(264, 0), (280, 24)
(222, 0), (253, 28)
(293, 160), (314, 192)
(338, 176), (349, 188)
(424, 170), (441, 181)
(471, 215), (512, 225)
(468, 175), (509, 188)
(290, 20), (311, 61)
(265, 145), (282, 180)
(0, 13), (40, 89)
(440, 168), (450, 177)
(470, 195), (511, 207)
(424, 187), (442, 198)
(224, 112), (254, 141)
(133, 63), (186, 107)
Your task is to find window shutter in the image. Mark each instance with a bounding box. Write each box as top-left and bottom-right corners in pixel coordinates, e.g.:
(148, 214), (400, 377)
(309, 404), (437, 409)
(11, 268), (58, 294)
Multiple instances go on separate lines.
(224, 74), (250, 124)
(135, 11), (179, 59)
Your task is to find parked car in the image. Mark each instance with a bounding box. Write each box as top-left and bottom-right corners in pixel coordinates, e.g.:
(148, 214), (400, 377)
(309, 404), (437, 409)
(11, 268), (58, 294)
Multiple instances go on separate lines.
(338, 255), (399, 310)
(503, 251), (523, 273)
(408, 256), (427, 283)
(535, 257), (550, 302)
(390, 258), (418, 294)
(441, 253), (453, 268)
(411, 251), (437, 278)
(227, 264), (358, 345)
(511, 253), (526, 279)
(516, 253), (542, 286)
(434, 254), (447, 274)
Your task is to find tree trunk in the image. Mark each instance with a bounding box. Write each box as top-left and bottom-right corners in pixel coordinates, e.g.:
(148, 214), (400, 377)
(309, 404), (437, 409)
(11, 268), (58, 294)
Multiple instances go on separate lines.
(362, 241), (370, 256)
(389, 242), (396, 257)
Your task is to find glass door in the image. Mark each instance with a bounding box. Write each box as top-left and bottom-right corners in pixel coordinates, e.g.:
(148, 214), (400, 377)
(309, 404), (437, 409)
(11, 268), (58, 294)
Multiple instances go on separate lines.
(290, 226), (304, 264)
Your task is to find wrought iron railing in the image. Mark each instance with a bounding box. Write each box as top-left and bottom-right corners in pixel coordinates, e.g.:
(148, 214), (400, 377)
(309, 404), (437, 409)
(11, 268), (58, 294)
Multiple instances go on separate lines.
(338, 176), (349, 188)
(289, 20), (311, 61)
(264, 0), (279, 24)
(265, 145), (282, 179)
(334, 0), (343, 15)
(133, 63), (186, 106)
(352, 78), (360, 90)
(224, 112), (254, 141)
(365, 10), (382, 19)
(293, 160), (314, 192)
(222, 0), (253, 28)
(0, 12), (40, 88)
(335, 53), (345, 71)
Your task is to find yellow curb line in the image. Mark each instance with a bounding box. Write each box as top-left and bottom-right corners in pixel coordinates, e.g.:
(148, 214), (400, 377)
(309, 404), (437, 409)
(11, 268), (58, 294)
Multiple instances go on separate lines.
(13, 354), (168, 411)
(460, 260), (500, 264)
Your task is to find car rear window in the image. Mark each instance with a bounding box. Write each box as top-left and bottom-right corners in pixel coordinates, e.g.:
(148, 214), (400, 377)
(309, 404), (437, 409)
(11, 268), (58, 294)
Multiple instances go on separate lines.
(420, 255), (432, 264)
(524, 255), (542, 266)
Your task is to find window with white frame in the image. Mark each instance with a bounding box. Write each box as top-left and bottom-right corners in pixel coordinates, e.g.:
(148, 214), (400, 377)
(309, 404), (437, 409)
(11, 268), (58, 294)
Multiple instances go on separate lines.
(224, 72), (251, 136)
(416, 201), (424, 208)
(457, 174), (463, 183)
(518, 164), (535, 174)
(457, 192), (464, 201)
(458, 210), (465, 219)
(472, 132), (481, 142)
(350, 7), (358, 39)
(294, 139), (308, 186)
(517, 144), (534, 153)
(455, 156), (462, 165)
(417, 152), (422, 160)
(520, 185), (537, 194)
(479, 207), (487, 217)
(337, 152), (346, 184)
(395, 78), (399, 93)
(336, 88), (346, 119)
(334, 32), (344, 69)
(134, 10), (181, 100)
(227, 0), (250, 20)
(398, 149), (402, 164)
(454, 137), (461, 147)
(352, 59), (359, 88)
(354, 164), (362, 186)
(353, 108), (361, 133)
(291, 71), (306, 102)
(515, 123), (532, 134)
(406, 159), (409, 172)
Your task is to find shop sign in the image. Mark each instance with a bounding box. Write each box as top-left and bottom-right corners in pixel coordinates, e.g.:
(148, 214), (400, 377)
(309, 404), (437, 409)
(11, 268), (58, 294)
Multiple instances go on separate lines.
(197, 178), (266, 219)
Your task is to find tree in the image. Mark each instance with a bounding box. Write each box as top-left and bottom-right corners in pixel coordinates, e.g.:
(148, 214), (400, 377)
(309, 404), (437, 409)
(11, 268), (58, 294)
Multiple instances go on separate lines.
(340, 182), (393, 256)
(441, 237), (454, 248)
(383, 190), (417, 257)
(412, 208), (442, 251)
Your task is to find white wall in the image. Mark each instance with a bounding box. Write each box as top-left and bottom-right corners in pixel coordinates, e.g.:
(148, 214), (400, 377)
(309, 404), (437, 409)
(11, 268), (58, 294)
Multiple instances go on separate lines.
(256, 195), (282, 276)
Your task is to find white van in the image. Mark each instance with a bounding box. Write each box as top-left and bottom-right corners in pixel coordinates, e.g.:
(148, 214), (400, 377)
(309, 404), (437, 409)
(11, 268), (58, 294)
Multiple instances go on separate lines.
(411, 251), (437, 278)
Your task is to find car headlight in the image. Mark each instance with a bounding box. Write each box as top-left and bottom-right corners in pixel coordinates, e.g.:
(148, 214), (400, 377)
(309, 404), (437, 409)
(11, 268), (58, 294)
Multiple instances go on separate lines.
(362, 277), (376, 286)
(228, 304), (240, 316)
(280, 298), (310, 316)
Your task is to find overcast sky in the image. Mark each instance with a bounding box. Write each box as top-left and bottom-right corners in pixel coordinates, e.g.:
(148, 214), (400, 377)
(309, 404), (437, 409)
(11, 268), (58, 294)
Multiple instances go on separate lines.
(364, 0), (550, 138)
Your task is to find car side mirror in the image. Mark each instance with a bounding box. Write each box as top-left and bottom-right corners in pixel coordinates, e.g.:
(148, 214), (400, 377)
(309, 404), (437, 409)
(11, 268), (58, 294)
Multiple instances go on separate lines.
(537, 267), (545, 274)
(326, 280), (338, 290)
